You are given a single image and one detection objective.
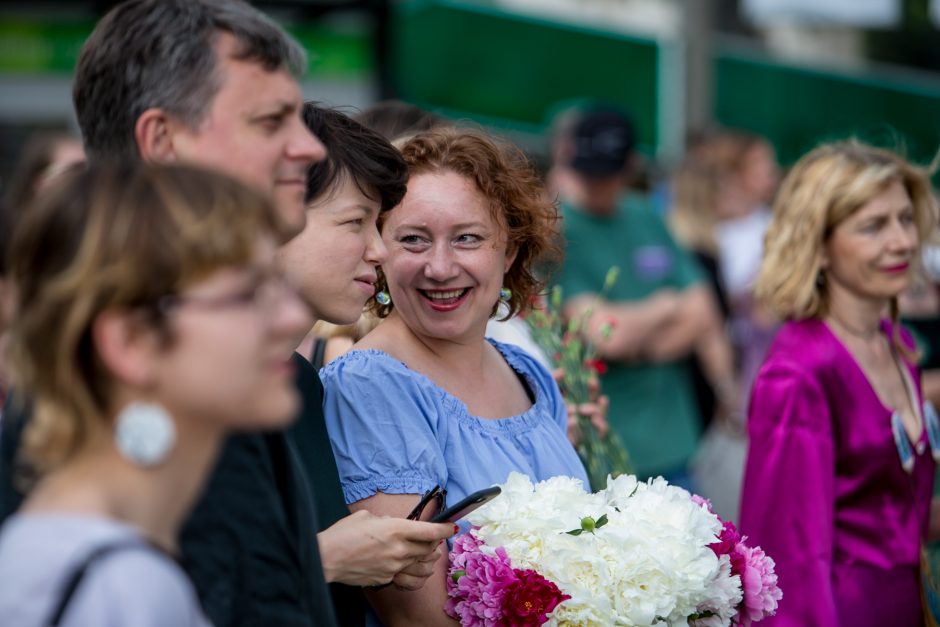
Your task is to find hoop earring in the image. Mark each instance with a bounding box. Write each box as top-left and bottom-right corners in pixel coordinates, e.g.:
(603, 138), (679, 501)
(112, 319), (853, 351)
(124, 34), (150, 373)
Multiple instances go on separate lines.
(376, 290), (391, 306)
(114, 401), (176, 467)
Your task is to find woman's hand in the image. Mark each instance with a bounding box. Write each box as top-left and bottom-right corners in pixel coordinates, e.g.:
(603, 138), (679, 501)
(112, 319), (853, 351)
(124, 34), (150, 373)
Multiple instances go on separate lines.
(554, 369), (610, 445)
(348, 493), (460, 626)
(317, 509), (454, 587)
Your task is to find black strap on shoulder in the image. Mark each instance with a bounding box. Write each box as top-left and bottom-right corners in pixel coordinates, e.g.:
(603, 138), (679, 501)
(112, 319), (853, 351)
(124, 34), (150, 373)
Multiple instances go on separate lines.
(46, 539), (164, 626)
(310, 337), (328, 371)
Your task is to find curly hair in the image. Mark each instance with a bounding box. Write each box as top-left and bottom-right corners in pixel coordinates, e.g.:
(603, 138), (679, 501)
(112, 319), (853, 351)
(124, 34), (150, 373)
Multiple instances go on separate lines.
(368, 128), (561, 321)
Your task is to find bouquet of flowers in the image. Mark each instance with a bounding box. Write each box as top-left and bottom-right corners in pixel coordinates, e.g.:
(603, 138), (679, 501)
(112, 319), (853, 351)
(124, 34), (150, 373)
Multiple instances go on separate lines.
(526, 268), (632, 490)
(445, 472), (782, 627)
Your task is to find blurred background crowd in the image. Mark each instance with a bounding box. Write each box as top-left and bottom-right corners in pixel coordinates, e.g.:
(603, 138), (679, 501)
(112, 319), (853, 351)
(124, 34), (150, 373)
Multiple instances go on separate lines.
(2, 1), (940, 625)
(7, 0), (940, 518)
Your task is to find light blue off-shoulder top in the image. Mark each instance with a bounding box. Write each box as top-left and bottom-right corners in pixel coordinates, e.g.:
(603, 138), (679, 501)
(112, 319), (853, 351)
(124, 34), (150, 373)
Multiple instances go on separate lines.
(320, 339), (589, 510)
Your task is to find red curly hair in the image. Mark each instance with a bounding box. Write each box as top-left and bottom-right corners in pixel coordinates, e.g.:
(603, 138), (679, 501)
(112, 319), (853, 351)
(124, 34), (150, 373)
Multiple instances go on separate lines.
(370, 127), (561, 320)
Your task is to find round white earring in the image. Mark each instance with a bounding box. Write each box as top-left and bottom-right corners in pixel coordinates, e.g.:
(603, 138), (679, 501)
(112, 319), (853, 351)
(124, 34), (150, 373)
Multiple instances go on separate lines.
(114, 401), (176, 467)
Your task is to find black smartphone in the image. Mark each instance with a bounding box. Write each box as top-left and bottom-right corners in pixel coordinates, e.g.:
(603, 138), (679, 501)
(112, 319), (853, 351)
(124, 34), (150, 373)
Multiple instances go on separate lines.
(430, 486), (501, 523)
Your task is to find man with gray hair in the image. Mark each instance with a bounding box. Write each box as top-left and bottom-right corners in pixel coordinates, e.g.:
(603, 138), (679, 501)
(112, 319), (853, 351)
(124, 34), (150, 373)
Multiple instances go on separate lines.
(0, 2), (452, 626)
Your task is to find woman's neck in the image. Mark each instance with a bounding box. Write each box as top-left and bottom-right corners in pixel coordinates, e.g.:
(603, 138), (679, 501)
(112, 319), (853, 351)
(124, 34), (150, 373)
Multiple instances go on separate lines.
(824, 288), (887, 341)
(369, 313), (489, 376)
(24, 422), (223, 554)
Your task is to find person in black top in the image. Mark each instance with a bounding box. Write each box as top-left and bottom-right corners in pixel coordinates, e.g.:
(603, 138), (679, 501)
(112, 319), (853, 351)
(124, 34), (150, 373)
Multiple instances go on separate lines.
(0, 2), (452, 626)
(279, 103), (458, 625)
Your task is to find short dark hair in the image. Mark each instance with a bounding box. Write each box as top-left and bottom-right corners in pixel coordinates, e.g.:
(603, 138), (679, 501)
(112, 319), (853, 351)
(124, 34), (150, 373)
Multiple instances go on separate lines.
(301, 103), (408, 212)
(74, 0), (307, 164)
(1, 133), (83, 275)
(353, 100), (444, 142)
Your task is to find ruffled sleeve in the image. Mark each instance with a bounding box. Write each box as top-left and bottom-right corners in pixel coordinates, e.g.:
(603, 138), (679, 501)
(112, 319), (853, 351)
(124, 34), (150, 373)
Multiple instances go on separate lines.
(321, 351), (448, 505)
(740, 359), (837, 627)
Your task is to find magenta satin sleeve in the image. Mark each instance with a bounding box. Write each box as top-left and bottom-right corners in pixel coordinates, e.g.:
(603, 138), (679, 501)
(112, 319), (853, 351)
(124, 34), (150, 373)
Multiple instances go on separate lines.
(740, 361), (838, 627)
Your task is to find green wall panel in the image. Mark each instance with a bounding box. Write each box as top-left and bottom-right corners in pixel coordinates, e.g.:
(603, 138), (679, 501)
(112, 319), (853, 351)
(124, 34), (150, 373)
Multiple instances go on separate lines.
(392, 0), (663, 154)
(715, 47), (940, 166)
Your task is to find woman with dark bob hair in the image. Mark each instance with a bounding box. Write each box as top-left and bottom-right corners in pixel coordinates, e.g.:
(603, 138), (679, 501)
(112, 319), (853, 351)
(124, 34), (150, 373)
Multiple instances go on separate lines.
(322, 128), (588, 625)
(740, 141), (938, 626)
(0, 163), (309, 625)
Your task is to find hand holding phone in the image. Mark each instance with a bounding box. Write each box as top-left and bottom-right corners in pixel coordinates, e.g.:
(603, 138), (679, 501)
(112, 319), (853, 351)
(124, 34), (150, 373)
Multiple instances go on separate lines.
(370, 486), (501, 592)
(430, 486), (501, 523)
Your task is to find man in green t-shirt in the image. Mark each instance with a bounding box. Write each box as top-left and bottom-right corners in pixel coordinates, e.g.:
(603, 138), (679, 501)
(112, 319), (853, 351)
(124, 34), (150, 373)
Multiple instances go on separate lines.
(550, 105), (735, 485)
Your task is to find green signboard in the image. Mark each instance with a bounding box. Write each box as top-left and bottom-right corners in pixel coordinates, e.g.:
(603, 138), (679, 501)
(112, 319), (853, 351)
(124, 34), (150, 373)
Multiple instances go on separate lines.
(0, 18), (370, 76)
(391, 0), (664, 156)
(715, 45), (940, 166)
(0, 20), (90, 74)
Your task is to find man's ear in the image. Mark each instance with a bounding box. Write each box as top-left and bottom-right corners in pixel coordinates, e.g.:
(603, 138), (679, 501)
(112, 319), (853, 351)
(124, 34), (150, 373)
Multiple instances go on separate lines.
(92, 309), (161, 389)
(135, 108), (179, 163)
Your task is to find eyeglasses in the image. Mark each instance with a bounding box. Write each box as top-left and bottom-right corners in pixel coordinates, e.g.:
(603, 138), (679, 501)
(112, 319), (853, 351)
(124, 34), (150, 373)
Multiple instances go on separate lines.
(157, 270), (298, 317)
(405, 485), (446, 521)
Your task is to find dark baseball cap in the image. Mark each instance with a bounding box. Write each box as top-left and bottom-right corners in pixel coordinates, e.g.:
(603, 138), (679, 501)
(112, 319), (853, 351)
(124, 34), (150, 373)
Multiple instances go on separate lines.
(568, 108), (635, 177)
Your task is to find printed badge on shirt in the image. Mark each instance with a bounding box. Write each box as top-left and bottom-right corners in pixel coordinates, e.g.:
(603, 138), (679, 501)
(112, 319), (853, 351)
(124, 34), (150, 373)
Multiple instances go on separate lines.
(632, 245), (674, 283)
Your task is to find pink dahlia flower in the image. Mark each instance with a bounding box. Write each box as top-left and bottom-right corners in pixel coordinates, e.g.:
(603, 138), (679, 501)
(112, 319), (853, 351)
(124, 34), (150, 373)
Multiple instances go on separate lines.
(709, 519), (742, 558)
(733, 543), (782, 626)
(446, 533), (516, 626)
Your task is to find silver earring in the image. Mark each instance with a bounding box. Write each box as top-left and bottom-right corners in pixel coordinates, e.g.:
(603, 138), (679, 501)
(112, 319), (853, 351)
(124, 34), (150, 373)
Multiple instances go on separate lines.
(376, 290), (391, 306)
(114, 401), (176, 467)
(499, 287), (512, 303)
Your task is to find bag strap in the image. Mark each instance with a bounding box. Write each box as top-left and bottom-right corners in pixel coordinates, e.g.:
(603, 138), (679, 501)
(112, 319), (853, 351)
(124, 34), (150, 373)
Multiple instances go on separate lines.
(310, 337), (328, 371)
(46, 539), (168, 626)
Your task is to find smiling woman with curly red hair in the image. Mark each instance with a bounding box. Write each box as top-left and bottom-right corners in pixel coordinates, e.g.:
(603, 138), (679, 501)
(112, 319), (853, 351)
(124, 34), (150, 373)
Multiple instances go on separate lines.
(321, 128), (588, 626)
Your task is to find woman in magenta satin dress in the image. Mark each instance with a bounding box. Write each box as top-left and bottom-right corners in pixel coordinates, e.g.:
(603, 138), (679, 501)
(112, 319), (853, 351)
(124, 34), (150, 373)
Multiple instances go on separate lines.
(740, 141), (938, 626)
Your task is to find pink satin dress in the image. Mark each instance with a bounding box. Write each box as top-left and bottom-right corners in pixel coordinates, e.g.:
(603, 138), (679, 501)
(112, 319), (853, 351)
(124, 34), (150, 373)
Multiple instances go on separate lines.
(740, 318), (934, 626)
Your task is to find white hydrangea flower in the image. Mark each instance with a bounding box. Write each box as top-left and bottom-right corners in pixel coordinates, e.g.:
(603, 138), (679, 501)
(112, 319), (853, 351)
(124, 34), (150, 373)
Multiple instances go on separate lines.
(456, 471), (744, 627)
(695, 555), (743, 626)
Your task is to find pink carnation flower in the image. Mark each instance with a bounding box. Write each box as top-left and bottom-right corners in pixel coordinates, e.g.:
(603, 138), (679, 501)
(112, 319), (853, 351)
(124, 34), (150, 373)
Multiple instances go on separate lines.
(733, 543), (782, 626)
(709, 519), (742, 558)
(695, 497), (742, 559)
(691, 501), (781, 627)
(446, 532), (517, 626)
(691, 494), (713, 511)
(446, 531), (569, 626)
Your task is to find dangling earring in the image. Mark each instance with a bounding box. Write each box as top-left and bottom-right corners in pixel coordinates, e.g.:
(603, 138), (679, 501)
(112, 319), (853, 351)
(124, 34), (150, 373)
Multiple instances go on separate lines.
(114, 401), (176, 467)
(376, 290), (391, 306)
(499, 287), (512, 303)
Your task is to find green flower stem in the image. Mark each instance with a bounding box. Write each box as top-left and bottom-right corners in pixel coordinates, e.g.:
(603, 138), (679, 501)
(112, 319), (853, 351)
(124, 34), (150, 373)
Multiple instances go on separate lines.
(525, 269), (632, 491)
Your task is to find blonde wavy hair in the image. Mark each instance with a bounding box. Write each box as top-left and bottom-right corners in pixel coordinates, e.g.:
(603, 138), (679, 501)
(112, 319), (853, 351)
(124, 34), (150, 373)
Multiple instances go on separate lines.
(668, 159), (720, 256)
(756, 140), (937, 326)
(7, 163), (279, 474)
